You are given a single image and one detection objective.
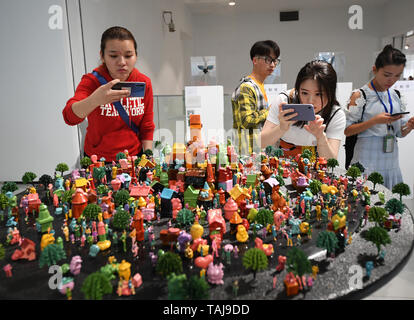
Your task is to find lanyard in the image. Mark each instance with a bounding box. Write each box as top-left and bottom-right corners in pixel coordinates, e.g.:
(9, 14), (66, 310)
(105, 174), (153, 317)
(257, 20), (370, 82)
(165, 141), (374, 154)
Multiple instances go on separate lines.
(371, 81), (393, 114)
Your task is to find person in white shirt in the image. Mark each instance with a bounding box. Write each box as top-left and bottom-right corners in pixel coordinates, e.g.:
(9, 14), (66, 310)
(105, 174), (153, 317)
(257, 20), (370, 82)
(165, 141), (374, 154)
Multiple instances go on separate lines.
(261, 60), (346, 159)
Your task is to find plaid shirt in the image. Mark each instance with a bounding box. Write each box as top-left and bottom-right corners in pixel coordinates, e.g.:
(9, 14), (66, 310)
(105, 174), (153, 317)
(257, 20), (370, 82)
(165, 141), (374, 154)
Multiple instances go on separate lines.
(232, 77), (269, 155)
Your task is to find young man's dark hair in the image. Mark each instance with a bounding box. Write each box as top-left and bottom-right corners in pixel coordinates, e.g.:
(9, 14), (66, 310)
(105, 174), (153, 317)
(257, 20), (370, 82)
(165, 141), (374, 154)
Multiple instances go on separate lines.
(250, 40), (280, 60)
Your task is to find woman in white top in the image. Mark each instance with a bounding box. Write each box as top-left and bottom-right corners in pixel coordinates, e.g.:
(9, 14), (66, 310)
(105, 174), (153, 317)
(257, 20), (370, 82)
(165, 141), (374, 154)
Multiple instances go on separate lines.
(345, 45), (414, 189)
(261, 60), (346, 159)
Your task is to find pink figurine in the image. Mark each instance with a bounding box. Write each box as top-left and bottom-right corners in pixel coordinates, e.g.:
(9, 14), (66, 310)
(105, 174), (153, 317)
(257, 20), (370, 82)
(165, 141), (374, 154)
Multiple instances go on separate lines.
(70, 256), (82, 275)
(10, 227), (21, 245)
(3, 264), (13, 277)
(207, 262), (224, 285)
(307, 276), (314, 288)
(273, 275), (277, 289)
(92, 221), (98, 243)
(132, 241), (139, 258)
(80, 234), (86, 247)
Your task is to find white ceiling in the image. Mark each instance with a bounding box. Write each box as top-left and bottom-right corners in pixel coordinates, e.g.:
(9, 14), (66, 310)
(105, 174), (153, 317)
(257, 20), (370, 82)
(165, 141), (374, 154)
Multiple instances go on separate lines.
(184, 0), (389, 14)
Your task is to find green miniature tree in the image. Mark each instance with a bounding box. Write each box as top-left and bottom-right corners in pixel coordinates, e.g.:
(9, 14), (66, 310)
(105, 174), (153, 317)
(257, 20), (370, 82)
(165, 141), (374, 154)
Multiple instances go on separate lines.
(309, 179), (322, 195)
(144, 149), (153, 158)
(1, 182), (18, 194)
(167, 272), (210, 300)
(176, 208), (195, 228)
(346, 165), (361, 186)
(286, 247), (312, 277)
(392, 183), (411, 202)
(368, 206), (388, 227)
(38, 174), (53, 189)
(255, 208), (273, 227)
(81, 271), (113, 300)
(83, 203), (102, 221)
(112, 208), (131, 231)
(385, 198), (404, 216)
(265, 145), (277, 157)
(167, 273), (188, 300)
(187, 275), (209, 300)
(368, 172), (384, 191)
(352, 162), (365, 173)
(316, 230), (339, 258)
(96, 184), (109, 196)
(301, 149), (312, 160)
(364, 226), (391, 256)
(114, 189), (130, 207)
(156, 252), (183, 278)
(61, 189), (75, 205)
(22, 171), (37, 185)
(242, 248), (268, 280)
(39, 244), (66, 268)
(274, 148), (284, 158)
(80, 156), (92, 169)
(327, 158), (339, 174)
(55, 163), (69, 177)
(116, 152), (127, 160)
(92, 167), (106, 186)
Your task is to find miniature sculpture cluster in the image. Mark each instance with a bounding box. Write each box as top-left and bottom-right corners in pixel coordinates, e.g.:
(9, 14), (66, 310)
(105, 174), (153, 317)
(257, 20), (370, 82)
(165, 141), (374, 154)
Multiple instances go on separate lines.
(0, 115), (410, 300)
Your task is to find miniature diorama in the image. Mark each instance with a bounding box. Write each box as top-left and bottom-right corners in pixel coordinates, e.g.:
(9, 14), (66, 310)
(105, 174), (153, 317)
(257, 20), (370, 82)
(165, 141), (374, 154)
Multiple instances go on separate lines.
(0, 115), (413, 300)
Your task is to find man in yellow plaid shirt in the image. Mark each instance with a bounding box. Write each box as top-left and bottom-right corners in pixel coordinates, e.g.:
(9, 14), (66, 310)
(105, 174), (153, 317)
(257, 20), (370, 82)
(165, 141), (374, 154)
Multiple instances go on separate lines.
(232, 40), (281, 155)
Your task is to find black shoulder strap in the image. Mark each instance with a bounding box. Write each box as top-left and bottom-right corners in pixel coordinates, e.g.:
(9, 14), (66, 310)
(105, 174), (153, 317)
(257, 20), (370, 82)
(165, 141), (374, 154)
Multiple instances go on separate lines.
(394, 89), (401, 99)
(359, 88), (367, 122)
(324, 107), (341, 132)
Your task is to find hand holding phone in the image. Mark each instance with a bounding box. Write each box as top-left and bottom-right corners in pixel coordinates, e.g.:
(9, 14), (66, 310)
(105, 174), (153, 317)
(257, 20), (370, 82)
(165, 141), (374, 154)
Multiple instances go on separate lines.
(390, 111), (410, 117)
(282, 104), (315, 121)
(112, 82), (146, 97)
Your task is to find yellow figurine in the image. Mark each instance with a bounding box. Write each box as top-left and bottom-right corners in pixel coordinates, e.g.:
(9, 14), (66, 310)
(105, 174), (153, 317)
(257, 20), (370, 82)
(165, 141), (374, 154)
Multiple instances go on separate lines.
(40, 233), (55, 251)
(236, 224), (249, 243)
(190, 219), (204, 240)
(62, 225), (69, 242)
(118, 260), (131, 282)
(184, 244), (194, 259)
(315, 205), (321, 221)
(312, 265), (319, 279)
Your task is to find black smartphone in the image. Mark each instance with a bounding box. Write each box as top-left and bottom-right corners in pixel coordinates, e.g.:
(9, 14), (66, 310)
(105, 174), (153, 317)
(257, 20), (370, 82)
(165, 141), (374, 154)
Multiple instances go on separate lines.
(112, 82), (146, 97)
(390, 111), (410, 117)
(282, 104), (316, 121)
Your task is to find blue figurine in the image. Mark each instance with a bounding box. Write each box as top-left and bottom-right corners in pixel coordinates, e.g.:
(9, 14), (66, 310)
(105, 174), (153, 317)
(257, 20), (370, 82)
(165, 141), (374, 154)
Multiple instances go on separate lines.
(89, 244), (100, 258)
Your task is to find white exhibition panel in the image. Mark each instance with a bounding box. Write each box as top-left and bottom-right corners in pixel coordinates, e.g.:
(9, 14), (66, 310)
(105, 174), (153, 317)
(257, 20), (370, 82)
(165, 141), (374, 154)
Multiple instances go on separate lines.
(336, 82), (353, 169)
(392, 80), (414, 197)
(184, 86), (224, 144)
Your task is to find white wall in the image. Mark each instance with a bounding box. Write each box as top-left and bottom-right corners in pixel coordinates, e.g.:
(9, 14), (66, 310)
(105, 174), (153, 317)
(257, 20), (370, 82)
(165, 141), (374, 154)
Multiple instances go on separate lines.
(382, 0), (414, 39)
(191, 5), (384, 94)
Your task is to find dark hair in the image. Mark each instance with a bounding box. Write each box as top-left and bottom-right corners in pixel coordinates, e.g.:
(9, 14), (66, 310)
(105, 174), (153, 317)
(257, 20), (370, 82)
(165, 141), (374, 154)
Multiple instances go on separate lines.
(293, 60), (339, 127)
(100, 26), (137, 56)
(250, 40), (280, 60)
(375, 45), (406, 69)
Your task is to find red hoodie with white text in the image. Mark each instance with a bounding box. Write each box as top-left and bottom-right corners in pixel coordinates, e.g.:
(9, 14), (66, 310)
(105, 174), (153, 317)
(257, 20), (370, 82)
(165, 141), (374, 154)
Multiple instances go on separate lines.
(63, 64), (155, 162)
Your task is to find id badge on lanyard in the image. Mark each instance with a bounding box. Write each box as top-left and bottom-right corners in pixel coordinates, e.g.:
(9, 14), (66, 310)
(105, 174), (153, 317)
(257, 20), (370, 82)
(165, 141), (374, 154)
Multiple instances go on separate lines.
(383, 125), (394, 153)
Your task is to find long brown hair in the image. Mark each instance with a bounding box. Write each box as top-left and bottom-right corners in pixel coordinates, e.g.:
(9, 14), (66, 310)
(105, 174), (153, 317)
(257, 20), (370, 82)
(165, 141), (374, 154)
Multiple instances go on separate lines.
(292, 60), (339, 127)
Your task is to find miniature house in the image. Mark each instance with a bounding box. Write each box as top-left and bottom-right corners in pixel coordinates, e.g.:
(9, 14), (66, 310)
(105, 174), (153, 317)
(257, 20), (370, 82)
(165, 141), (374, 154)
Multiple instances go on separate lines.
(184, 185), (200, 209)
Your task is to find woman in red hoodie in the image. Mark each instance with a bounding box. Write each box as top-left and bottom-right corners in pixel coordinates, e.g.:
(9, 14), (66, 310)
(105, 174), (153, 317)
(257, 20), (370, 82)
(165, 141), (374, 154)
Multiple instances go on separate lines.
(63, 26), (155, 162)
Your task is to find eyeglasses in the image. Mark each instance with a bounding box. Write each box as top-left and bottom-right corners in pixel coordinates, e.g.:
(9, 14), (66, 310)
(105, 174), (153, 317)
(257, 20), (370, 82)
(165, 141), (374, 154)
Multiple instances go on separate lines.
(257, 56), (281, 66)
